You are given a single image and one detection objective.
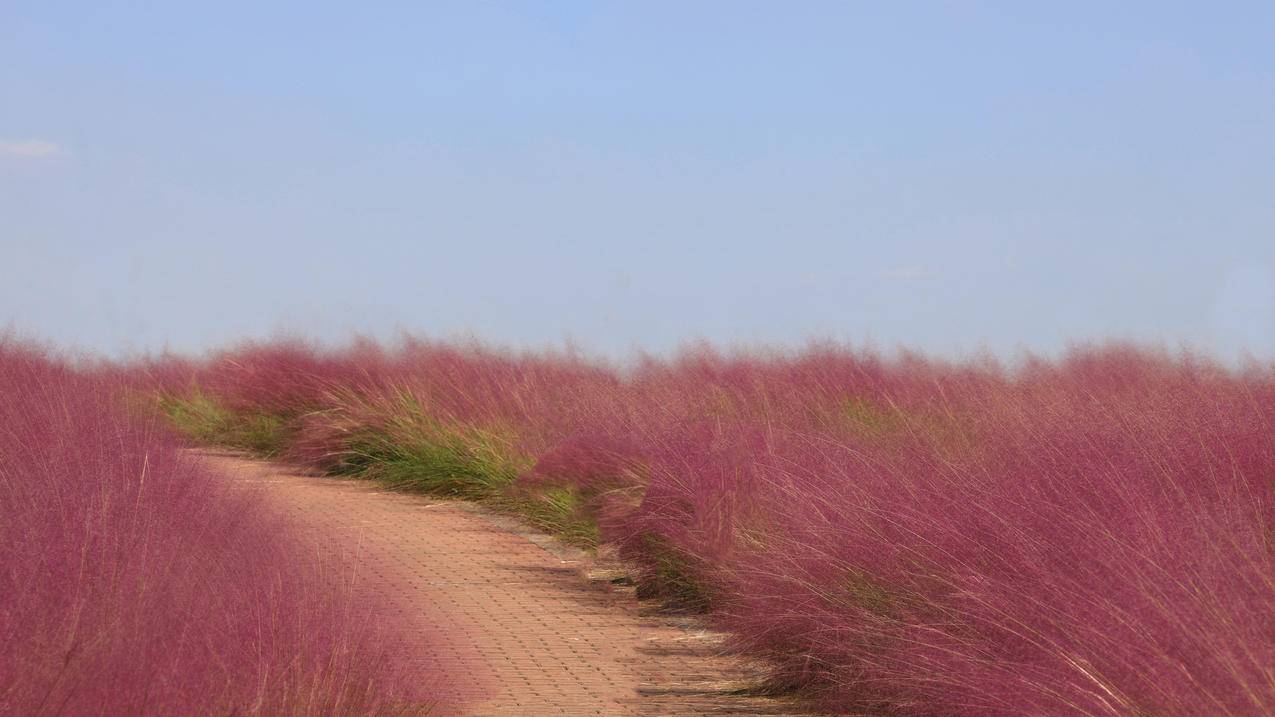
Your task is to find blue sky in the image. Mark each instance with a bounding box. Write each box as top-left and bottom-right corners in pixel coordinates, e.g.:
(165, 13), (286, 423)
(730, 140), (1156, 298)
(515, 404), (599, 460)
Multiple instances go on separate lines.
(3, 2), (1274, 360)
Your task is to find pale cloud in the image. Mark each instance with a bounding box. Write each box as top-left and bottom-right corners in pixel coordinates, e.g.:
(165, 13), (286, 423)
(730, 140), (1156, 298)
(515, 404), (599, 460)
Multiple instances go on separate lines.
(880, 265), (933, 280)
(0, 139), (68, 158)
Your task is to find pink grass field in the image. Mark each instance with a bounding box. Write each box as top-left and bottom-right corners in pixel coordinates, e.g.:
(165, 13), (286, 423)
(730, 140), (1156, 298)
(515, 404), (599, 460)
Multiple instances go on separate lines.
(0, 339), (439, 715)
(163, 337), (1275, 715)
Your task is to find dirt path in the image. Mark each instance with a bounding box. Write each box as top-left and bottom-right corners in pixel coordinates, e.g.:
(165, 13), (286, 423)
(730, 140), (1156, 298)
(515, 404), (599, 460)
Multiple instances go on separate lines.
(202, 454), (818, 717)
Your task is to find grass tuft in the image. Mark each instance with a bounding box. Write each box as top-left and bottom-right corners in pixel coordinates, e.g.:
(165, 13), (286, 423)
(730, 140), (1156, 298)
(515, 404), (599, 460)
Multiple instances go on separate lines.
(340, 425), (524, 499)
(159, 390), (293, 455)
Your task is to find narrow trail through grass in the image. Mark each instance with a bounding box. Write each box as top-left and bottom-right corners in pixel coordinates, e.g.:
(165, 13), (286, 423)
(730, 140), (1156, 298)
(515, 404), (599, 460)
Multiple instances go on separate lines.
(151, 340), (1275, 715)
(203, 452), (822, 717)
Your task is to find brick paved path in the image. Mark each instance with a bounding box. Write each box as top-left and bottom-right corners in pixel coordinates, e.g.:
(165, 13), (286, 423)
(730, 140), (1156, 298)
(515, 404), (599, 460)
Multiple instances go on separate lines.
(202, 454), (819, 717)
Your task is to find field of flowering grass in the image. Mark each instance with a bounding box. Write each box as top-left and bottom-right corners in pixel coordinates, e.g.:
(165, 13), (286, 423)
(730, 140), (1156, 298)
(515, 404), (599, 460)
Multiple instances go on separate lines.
(0, 339), (437, 715)
(151, 336), (1275, 716)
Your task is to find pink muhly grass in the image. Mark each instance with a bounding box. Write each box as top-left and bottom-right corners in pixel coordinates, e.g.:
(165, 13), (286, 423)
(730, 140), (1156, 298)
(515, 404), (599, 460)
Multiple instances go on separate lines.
(0, 340), (437, 714)
(158, 337), (1275, 715)
(640, 347), (1275, 714)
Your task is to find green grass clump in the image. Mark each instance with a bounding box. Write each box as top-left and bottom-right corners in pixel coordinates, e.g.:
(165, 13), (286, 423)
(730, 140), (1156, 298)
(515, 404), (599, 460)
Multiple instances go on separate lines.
(158, 385), (604, 549)
(335, 423), (528, 500)
(158, 391), (293, 456)
(501, 486), (600, 547)
(336, 420), (607, 545)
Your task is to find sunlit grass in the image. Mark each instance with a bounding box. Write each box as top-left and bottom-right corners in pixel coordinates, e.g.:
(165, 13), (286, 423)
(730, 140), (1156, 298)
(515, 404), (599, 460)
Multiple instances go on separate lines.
(149, 337), (1275, 715)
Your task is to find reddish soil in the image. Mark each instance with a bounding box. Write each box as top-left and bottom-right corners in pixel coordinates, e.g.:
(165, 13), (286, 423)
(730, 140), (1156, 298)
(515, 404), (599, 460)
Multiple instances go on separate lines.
(202, 453), (820, 717)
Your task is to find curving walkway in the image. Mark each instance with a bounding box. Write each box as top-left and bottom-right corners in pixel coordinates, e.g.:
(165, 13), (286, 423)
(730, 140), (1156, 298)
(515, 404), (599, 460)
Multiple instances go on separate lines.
(202, 453), (818, 717)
